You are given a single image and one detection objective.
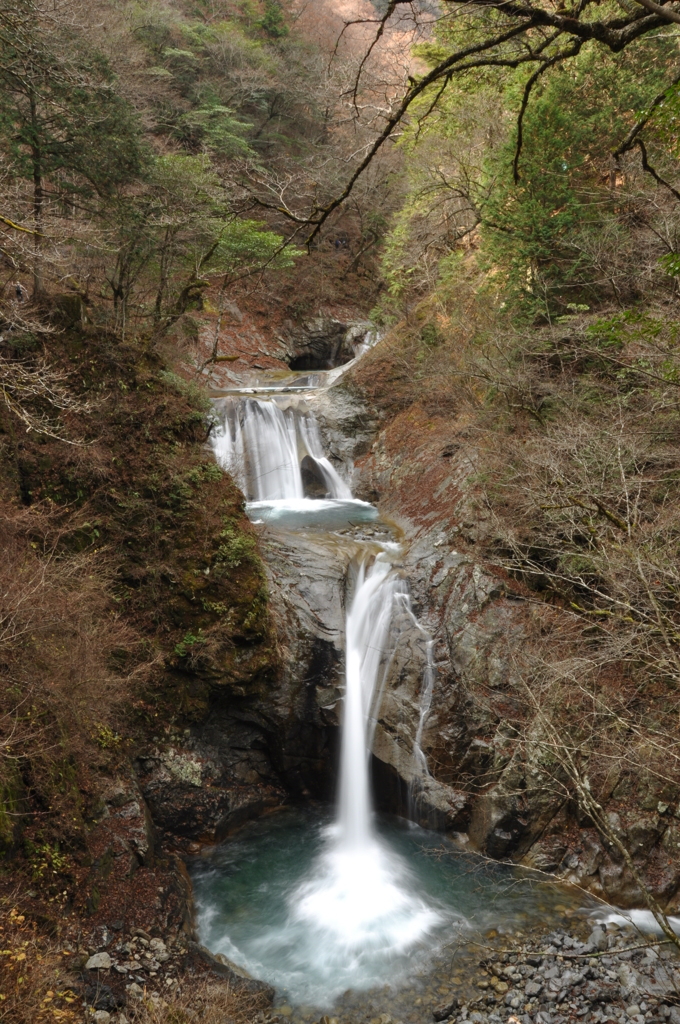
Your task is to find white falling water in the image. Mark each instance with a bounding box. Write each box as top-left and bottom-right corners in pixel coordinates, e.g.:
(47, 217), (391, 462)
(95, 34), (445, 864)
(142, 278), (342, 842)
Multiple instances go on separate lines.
(337, 557), (404, 847)
(211, 397), (350, 501)
(406, 610), (437, 804)
(290, 555), (440, 968)
(298, 414), (352, 501)
(203, 385), (443, 1002)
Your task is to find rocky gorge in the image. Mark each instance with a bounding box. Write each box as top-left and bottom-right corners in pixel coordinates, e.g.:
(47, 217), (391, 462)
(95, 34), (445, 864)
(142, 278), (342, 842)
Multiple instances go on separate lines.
(126, 314), (680, 926)
(5, 311), (680, 1024)
(6, 2), (680, 1022)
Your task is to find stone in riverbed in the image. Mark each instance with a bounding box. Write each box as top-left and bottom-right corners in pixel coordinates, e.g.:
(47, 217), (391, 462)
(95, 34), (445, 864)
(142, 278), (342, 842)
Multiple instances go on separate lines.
(433, 999), (456, 1020)
(587, 928), (608, 952)
(86, 952), (112, 970)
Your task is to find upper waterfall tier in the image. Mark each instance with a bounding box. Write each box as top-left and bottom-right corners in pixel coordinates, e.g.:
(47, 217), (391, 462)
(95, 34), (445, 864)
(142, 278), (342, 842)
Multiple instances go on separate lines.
(211, 396), (351, 502)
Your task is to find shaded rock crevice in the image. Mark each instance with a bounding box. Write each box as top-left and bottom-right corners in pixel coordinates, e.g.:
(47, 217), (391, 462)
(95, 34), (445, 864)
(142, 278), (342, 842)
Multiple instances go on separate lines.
(279, 317), (367, 370)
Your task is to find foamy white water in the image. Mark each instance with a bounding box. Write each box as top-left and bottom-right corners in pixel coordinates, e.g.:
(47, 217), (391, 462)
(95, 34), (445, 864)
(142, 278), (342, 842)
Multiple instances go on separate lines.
(293, 839), (437, 948)
(594, 908), (680, 934)
(211, 397), (349, 501)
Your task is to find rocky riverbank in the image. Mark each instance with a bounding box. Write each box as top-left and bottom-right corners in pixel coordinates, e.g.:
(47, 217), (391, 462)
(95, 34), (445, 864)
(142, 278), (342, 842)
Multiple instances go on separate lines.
(262, 919), (679, 1024)
(431, 921), (680, 1024)
(37, 881), (680, 1024)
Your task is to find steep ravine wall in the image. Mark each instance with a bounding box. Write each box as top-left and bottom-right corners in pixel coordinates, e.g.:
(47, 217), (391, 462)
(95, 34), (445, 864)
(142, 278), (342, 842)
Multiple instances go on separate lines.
(133, 326), (680, 926)
(312, 378), (680, 914)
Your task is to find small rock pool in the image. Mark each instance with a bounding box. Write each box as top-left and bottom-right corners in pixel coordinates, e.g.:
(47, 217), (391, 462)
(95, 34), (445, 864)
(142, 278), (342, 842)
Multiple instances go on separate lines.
(190, 806), (590, 1017)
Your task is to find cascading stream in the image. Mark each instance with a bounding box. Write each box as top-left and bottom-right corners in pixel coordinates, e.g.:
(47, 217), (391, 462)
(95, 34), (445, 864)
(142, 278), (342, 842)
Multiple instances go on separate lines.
(193, 360), (585, 1011)
(211, 396), (350, 501)
(197, 365), (456, 1004)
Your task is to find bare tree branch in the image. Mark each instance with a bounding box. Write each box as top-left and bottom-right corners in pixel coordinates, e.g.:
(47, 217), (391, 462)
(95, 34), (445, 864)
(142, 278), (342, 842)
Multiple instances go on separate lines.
(513, 42), (583, 183)
(631, 0), (680, 25)
(635, 137), (680, 202)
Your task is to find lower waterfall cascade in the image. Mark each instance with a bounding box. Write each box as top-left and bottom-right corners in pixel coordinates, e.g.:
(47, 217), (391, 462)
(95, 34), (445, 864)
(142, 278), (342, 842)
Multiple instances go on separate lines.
(281, 554), (442, 994)
(194, 359), (590, 1010)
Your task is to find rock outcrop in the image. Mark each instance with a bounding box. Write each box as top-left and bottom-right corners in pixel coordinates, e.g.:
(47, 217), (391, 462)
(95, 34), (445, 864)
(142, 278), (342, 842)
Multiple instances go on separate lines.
(306, 377), (680, 911)
(140, 355), (680, 915)
(281, 317), (365, 370)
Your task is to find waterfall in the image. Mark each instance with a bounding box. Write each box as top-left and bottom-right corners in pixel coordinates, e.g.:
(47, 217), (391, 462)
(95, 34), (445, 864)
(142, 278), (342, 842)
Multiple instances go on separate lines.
(203, 376), (442, 999)
(211, 388), (438, 861)
(413, 638), (435, 783)
(337, 555), (438, 840)
(339, 560), (389, 845)
(212, 398), (302, 500)
(211, 397), (350, 501)
(297, 414), (352, 501)
(290, 553), (440, 959)
(194, 340), (576, 1010)
(338, 556), (404, 848)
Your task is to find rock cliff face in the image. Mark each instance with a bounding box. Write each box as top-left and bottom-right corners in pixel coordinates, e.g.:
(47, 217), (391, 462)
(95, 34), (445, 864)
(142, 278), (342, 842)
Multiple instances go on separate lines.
(310, 379), (680, 913)
(133, 530), (349, 852)
(141, 360), (680, 916)
(282, 317), (361, 370)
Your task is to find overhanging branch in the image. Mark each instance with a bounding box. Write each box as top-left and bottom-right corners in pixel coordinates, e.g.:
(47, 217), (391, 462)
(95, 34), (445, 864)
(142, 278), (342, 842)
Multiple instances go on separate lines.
(635, 138), (680, 201)
(513, 41), (583, 183)
(305, 19), (538, 243)
(630, 0), (680, 25)
(304, 0), (670, 242)
(613, 71), (680, 158)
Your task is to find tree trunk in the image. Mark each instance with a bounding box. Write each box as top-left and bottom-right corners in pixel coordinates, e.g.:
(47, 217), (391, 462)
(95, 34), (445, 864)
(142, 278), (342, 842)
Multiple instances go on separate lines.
(30, 93), (44, 300)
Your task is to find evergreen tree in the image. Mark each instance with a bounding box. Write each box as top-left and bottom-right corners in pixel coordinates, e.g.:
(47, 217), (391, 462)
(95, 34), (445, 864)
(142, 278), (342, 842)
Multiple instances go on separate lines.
(259, 1), (288, 39)
(0, 1), (147, 295)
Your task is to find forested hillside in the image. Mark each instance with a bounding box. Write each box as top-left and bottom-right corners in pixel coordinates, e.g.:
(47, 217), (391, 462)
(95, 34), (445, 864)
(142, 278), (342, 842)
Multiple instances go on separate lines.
(350, 0), (680, 939)
(4, 0), (680, 1019)
(0, 2), (394, 1019)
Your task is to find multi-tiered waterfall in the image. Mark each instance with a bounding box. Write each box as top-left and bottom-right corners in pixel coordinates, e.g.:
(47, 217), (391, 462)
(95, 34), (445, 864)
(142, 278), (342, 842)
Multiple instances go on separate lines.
(194, 364), (582, 1012)
(204, 383), (441, 999)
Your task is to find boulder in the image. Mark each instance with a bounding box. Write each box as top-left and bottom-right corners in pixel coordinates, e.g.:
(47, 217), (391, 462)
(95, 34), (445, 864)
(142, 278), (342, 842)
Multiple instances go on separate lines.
(187, 941), (275, 1002)
(587, 927), (607, 952)
(433, 999), (456, 1021)
(86, 952), (112, 970)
